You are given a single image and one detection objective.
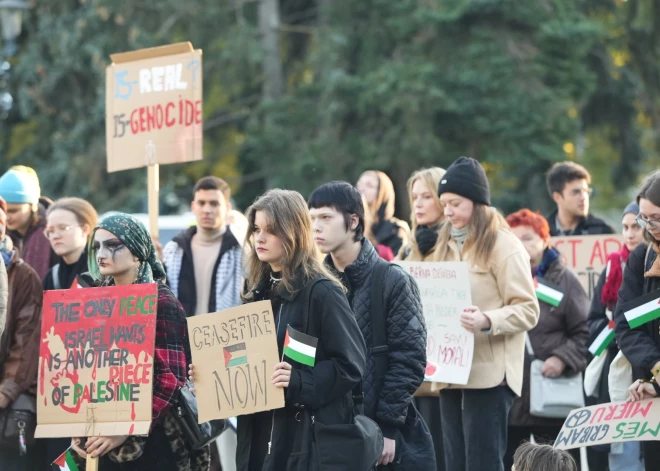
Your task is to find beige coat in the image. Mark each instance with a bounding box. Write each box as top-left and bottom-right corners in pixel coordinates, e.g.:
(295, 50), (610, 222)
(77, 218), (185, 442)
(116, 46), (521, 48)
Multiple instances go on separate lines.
(430, 229), (539, 396)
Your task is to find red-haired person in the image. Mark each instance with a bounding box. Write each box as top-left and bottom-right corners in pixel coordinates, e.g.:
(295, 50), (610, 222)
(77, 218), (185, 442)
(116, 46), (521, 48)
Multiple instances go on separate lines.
(504, 209), (589, 469)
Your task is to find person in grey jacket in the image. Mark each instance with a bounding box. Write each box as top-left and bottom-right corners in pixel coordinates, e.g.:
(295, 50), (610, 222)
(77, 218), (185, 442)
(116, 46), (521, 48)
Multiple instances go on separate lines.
(0, 197), (10, 344)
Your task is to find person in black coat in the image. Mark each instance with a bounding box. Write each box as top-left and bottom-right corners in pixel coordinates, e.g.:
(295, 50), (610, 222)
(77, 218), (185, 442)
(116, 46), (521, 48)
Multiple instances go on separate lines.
(615, 172), (660, 471)
(190, 189), (366, 471)
(308, 181), (430, 470)
(587, 202), (644, 471)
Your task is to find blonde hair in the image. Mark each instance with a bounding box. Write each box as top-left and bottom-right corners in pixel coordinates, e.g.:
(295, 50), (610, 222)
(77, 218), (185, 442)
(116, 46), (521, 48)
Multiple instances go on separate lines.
(361, 170), (396, 223)
(243, 189), (342, 301)
(47, 197), (98, 240)
(435, 204), (509, 268)
(407, 167), (446, 233)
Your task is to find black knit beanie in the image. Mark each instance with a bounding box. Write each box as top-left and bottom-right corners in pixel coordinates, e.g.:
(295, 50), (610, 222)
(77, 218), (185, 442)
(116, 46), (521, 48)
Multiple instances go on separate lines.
(437, 157), (491, 206)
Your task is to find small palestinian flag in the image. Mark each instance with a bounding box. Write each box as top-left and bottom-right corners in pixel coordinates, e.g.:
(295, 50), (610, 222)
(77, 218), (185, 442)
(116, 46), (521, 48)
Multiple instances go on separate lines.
(588, 320), (616, 356)
(223, 343), (247, 368)
(52, 448), (79, 471)
(534, 277), (564, 307)
(284, 325), (318, 367)
(623, 289), (660, 329)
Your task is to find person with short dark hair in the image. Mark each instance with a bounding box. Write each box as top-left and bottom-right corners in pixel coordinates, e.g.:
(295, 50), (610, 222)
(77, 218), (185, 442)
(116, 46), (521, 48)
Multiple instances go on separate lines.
(308, 181), (431, 470)
(545, 162), (614, 236)
(512, 442), (577, 471)
(162, 176), (243, 317)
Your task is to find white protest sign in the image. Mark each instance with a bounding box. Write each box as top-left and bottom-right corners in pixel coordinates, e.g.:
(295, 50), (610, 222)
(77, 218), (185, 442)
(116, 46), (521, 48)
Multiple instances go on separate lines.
(396, 261), (474, 385)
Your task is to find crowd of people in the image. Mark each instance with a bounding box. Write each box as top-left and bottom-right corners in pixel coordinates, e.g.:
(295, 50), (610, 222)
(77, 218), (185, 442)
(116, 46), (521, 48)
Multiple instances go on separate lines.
(0, 156), (658, 471)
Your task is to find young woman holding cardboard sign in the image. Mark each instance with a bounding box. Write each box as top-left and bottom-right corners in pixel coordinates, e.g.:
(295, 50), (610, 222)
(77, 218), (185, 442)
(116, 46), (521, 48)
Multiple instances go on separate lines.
(69, 213), (210, 471)
(190, 189), (368, 471)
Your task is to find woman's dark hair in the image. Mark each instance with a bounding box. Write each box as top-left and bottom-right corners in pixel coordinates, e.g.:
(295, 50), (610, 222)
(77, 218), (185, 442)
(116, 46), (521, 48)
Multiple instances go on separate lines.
(636, 171), (660, 243)
(513, 442), (577, 471)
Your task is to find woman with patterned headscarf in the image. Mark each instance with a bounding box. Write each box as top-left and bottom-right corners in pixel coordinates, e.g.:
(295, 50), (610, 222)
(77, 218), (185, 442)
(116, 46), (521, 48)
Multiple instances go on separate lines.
(69, 213), (210, 471)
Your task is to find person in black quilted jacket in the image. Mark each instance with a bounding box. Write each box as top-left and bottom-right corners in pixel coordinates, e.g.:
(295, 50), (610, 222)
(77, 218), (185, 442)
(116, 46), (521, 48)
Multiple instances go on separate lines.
(309, 181), (431, 470)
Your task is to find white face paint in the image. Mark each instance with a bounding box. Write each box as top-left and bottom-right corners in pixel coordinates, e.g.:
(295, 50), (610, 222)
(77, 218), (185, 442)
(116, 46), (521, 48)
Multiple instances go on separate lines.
(93, 228), (139, 281)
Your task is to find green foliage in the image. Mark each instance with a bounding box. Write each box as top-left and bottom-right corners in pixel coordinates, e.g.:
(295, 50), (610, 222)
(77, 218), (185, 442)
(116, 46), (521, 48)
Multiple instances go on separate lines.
(2, 0), (659, 222)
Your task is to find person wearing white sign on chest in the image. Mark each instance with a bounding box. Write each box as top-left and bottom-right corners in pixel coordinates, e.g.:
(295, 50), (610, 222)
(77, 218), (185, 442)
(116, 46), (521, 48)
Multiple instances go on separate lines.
(434, 157), (539, 471)
(140, 63), (188, 93)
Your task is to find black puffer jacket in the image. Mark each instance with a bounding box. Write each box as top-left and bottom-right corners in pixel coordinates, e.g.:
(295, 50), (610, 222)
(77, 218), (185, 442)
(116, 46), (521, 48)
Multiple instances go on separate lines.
(325, 239), (426, 439)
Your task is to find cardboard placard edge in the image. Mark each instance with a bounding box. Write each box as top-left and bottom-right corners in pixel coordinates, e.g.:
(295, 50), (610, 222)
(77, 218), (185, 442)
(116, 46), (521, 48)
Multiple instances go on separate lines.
(35, 421), (151, 438)
(110, 42), (193, 64)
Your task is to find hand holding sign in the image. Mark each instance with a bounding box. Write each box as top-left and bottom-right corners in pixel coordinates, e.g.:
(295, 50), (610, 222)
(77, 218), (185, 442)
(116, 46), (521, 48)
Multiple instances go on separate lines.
(459, 306), (490, 333)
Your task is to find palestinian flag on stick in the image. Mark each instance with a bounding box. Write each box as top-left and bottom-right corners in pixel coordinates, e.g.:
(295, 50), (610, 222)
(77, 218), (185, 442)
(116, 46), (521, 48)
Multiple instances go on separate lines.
(588, 320), (616, 356)
(534, 277), (564, 307)
(52, 448), (79, 471)
(623, 289), (660, 329)
(284, 325), (317, 367)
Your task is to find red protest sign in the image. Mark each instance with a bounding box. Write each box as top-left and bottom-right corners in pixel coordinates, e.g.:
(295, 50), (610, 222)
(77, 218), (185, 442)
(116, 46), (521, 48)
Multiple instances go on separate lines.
(35, 284), (158, 438)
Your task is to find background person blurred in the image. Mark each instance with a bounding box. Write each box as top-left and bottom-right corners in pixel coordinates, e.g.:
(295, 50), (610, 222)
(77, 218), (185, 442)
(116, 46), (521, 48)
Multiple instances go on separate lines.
(0, 166), (58, 280)
(504, 209), (589, 470)
(357, 170), (410, 255)
(395, 166), (446, 470)
(0, 196), (44, 470)
(586, 201), (645, 471)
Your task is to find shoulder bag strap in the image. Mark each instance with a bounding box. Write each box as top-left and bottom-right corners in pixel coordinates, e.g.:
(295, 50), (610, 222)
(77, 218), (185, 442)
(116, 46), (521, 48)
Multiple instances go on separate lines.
(525, 334), (535, 359)
(371, 259), (390, 383)
(52, 263), (61, 290)
(645, 244), (654, 272)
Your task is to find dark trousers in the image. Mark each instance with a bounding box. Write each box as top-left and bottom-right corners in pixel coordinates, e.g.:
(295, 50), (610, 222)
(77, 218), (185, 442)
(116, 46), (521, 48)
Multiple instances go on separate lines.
(415, 396), (445, 471)
(505, 425), (581, 470)
(644, 441), (660, 471)
(440, 386), (515, 471)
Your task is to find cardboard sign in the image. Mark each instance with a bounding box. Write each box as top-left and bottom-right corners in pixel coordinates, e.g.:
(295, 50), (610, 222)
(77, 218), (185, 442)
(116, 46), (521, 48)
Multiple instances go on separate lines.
(36, 284), (158, 438)
(106, 42), (203, 172)
(555, 399), (660, 450)
(552, 235), (624, 299)
(187, 301), (285, 422)
(395, 262), (474, 385)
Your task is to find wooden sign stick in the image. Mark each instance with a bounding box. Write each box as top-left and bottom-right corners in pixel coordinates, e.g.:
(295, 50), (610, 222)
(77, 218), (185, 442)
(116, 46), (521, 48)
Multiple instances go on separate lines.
(148, 162), (159, 240)
(86, 453), (99, 471)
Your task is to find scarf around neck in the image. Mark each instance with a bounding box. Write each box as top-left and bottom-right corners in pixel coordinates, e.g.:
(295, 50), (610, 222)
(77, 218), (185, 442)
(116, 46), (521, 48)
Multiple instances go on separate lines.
(87, 213), (166, 284)
(450, 226), (469, 253)
(415, 225), (439, 256)
(532, 246), (560, 279)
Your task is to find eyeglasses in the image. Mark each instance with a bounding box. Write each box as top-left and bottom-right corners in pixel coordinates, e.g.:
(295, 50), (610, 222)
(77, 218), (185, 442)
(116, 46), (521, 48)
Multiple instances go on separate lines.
(636, 215), (660, 232)
(568, 188), (593, 198)
(43, 224), (83, 239)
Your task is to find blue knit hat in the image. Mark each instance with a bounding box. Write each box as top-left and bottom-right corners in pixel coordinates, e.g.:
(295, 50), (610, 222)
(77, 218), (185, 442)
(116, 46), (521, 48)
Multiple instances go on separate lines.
(0, 167), (40, 204)
(623, 201), (639, 218)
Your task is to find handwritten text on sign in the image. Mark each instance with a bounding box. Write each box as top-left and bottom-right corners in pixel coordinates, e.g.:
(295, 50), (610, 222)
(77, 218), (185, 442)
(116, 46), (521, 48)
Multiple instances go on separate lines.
(106, 44), (203, 172)
(186, 301), (285, 423)
(552, 235), (624, 299)
(396, 262), (474, 385)
(555, 399), (660, 450)
(36, 284), (157, 438)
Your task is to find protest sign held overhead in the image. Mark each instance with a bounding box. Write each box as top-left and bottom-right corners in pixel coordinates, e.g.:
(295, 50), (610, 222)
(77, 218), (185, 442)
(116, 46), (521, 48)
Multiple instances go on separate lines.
(105, 42), (203, 173)
(551, 234), (624, 298)
(36, 284), (158, 438)
(395, 261), (474, 385)
(554, 399), (660, 450)
(187, 301), (285, 423)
